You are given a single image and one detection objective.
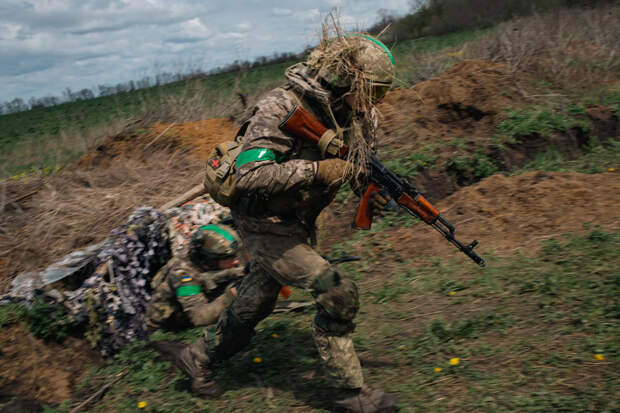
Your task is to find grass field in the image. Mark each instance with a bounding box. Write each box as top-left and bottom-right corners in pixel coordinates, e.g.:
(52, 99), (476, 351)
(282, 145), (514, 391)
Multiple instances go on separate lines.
(0, 60), (294, 178)
(1, 6), (618, 412)
(0, 28), (495, 179)
(13, 227), (614, 413)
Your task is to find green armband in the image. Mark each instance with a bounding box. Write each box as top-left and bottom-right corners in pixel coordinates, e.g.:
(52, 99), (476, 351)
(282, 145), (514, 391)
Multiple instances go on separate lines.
(236, 148), (276, 168)
(176, 284), (202, 297)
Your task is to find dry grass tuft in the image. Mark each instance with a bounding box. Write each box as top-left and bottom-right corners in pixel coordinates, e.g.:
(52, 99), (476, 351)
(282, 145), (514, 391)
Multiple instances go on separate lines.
(1, 119), (129, 179)
(464, 6), (620, 90)
(138, 80), (238, 125)
(306, 13), (388, 181)
(0, 149), (203, 291)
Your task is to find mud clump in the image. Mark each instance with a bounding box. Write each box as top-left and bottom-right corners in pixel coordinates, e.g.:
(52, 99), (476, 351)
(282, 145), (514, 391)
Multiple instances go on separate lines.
(76, 118), (239, 169)
(377, 60), (616, 202)
(374, 171), (620, 263)
(0, 324), (102, 405)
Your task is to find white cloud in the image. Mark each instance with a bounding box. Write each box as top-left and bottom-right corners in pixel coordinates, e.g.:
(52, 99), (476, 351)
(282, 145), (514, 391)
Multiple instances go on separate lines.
(0, 23), (22, 40)
(0, 0), (412, 101)
(271, 8), (293, 16)
(235, 21), (252, 31)
(293, 8), (320, 21)
(220, 32), (246, 40)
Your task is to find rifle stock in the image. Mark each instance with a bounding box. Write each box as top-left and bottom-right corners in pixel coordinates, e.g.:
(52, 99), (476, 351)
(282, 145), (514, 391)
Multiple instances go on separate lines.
(279, 105), (485, 266)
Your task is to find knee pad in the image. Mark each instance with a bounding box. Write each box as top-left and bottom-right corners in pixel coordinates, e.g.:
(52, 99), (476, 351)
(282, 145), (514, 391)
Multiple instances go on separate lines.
(311, 270), (360, 322)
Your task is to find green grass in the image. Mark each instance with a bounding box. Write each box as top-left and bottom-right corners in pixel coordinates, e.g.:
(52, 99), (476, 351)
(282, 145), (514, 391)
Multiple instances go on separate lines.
(582, 88), (620, 114)
(391, 28), (491, 87)
(0, 60), (295, 178)
(21, 228), (617, 412)
(497, 105), (591, 141)
(0, 300), (76, 342)
(514, 139), (620, 175)
(356, 229), (618, 412)
(447, 149), (500, 182)
(382, 145), (438, 177)
(0, 303), (27, 328)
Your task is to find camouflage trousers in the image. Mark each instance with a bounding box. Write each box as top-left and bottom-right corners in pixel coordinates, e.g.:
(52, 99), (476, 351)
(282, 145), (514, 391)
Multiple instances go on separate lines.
(212, 228), (364, 389)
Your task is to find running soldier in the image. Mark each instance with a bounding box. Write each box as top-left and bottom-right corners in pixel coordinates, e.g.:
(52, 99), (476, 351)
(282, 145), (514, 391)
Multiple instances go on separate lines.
(172, 31), (398, 412)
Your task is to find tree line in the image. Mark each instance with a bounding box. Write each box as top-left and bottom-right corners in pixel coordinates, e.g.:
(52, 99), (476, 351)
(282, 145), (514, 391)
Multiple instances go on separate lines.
(368, 0), (616, 42)
(0, 51), (301, 115)
(3, 0), (614, 116)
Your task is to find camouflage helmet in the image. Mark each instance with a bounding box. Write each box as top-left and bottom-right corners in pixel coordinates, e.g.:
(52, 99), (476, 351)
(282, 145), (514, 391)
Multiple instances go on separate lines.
(308, 33), (395, 96)
(189, 224), (240, 263)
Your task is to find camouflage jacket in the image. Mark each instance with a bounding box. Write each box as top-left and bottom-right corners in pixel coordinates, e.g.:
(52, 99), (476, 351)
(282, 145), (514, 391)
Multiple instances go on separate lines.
(145, 255), (245, 330)
(233, 63), (378, 238)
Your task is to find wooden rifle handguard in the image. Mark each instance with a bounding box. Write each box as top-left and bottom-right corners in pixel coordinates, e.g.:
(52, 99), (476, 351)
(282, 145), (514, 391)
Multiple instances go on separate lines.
(279, 106), (348, 157)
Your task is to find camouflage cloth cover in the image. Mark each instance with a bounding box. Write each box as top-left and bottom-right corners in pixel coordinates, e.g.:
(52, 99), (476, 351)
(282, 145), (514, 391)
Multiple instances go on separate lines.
(1, 195), (230, 357)
(166, 195), (231, 255)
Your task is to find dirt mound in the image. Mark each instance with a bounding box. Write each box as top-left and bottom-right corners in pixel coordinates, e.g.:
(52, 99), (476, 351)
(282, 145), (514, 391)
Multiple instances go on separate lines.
(76, 118), (239, 168)
(380, 60), (519, 149)
(377, 60), (617, 201)
(150, 119), (239, 159)
(0, 152), (203, 288)
(0, 324), (102, 405)
(356, 171), (620, 264)
(1, 119), (239, 286)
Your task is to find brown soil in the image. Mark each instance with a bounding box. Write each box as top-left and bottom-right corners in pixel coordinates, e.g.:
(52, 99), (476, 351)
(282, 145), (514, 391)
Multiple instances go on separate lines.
(338, 171), (620, 265)
(75, 118), (238, 169)
(378, 60), (618, 200)
(0, 119), (239, 289)
(1, 58), (618, 406)
(0, 324), (103, 405)
(380, 60), (518, 149)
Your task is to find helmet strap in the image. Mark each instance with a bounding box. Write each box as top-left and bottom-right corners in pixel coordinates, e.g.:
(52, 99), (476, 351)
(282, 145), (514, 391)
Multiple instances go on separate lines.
(325, 101), (348, 144)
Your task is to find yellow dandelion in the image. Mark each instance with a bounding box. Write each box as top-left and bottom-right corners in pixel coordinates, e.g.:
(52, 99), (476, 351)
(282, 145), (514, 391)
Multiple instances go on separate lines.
(137, 401), (147, 409)
(271, 333), (279, 338)
(449, 291), (455, 296)
(594, 354), (605, 361)
(253, 357), (262, 363)
(608, 168), (615, 172)
(449, 357), (460, 366)
(434, 367), (442, 373)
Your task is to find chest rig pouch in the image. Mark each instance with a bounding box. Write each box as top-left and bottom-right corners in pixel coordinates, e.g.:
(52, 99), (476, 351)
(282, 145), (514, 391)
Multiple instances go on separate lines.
(203, 122), (249, 207)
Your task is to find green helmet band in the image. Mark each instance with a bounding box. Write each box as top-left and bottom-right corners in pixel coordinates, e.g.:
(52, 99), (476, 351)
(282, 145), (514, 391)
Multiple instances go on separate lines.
(311, 33), (395, 92)
(344, 33), (395, 66)
(191, 224), (240, 261)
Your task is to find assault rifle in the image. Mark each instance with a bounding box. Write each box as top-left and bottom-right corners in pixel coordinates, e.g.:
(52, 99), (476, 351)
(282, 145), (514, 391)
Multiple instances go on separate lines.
(279, 105), (485, 267)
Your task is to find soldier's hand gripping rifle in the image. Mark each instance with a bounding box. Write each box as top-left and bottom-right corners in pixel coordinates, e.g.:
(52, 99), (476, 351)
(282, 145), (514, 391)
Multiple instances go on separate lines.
(279, 105), (485, 267)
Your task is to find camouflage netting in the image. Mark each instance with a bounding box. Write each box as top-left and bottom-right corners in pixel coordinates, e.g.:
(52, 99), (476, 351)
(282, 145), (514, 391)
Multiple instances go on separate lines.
(63, 207), (171, 356)
(1, 196), (230, 356)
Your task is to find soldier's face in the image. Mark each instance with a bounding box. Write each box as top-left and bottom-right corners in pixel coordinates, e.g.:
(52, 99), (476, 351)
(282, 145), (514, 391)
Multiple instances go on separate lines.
(343, 92), (357, 108)
(217, 257), (240, 270)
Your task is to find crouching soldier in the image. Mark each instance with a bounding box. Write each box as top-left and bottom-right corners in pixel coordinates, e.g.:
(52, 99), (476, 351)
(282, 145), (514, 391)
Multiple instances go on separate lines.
(146, 224), (245, 330)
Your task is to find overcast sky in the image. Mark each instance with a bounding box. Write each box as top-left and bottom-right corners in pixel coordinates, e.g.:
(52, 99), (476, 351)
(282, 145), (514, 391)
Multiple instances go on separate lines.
(1, 0), (412, 102)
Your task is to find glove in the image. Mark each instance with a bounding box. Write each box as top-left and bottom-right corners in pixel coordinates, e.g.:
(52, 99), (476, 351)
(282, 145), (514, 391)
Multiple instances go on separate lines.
(315, 158), (352, 187)
(369, 190), (392, 217)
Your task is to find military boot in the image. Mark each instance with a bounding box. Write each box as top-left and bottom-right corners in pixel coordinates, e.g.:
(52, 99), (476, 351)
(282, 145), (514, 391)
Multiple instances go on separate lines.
(150, 340), (223, 397)
(332, 386), (398, 413)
